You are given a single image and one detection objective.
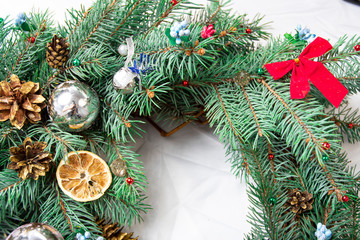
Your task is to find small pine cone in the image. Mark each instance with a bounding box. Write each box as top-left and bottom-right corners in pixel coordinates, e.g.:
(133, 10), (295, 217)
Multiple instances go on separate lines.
(96, 218), (139, 240)
(7, 137), (53, 180)
(0, 74), (46, 129)
(46, 35), (70, 69)
(287, 188), (314, 214)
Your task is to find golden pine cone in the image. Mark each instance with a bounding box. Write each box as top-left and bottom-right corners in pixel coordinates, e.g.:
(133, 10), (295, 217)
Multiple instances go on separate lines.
(96, 218), (139, 240)
(46, 35), (70, 69)
(287, 188), (314, 214)
(0, 74), (46, 129)
(7, 137), (53, 180)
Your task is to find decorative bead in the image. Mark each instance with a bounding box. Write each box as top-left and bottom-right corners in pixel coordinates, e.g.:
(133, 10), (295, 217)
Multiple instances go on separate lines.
(126, 177), (134, 185)
(348, 123), (354, 129)
(342, 195), (349, 202)
(269, 197), (276, 205)
(257, 68), (264, 75)
(245, 28), (251, 34)
(0, 18), (3, 24)
(354, 45), (360, 52)
(117, 44), (128, 56)
(28, 37), (35, 43)
(73, 58), (81, 66)
(171, 0), (178, 6)
(182, 80), (189, 87)
(322, 154), (329, 162)
(84, 231), (91, 238)
(322, 142), (330, 150)
(268, 154), (274, 160)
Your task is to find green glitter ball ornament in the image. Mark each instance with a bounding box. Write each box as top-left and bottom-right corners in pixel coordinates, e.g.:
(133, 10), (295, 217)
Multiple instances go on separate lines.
(269, 197), (277, 205)
(257, 68), (265, 75)
(73, 58), (81, 66)
(0, 18), (4, 24)
(322, 154), (329, 162)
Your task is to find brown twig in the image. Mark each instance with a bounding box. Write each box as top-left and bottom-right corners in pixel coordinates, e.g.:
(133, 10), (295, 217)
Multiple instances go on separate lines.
(105, 100), (131, 128)
(260, 79), (319, 145)
(206, 4), (221, 24)
(78, 0), (119, 50)
(110, 0), (141, 38)
(0, 180), (23, 193)
(144, 0), (184, 38)
(70, 7), (93, 35)
(146, 109), (205, 137)
(242, 86), (263, 137)
(267, 143), (276, 184)
(44, 59), (102, 89)
(55, 184), (73, 232)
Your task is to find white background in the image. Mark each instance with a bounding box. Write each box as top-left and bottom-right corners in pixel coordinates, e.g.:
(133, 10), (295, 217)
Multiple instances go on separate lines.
(1, 0), (360, 239)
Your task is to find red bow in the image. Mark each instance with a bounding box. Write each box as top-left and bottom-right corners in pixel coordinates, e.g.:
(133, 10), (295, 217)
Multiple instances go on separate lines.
(265, 37), (348, 108)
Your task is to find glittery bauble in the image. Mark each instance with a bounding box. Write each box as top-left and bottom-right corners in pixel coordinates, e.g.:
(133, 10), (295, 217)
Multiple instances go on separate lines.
(348, 123), (354, 129)
(48, 81), (100, 132)
(113, 67), (138, 93)
(28, 37), (35, 43)
(110, 158), (128, 177)
(322, 154), (329, 162)
(246, 28), (251, 34)
(342, 195), (349, 202)
(73, 58), (81, 66)
(6, 223), (64, 240)
(126, 177), (134, 185)
(354, 45), (360, 52)
(269, 197), (276, 205)
(257, 68), (265, 75)
(268, 154), (274, 160)
(322, 142), (330, 150)
(117, 44), (128, 56)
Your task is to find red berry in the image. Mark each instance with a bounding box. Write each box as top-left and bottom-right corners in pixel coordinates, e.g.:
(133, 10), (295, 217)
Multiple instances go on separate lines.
(268, 154), (274, 160)
(349, 123), (354, 129)
(182, 80), (189, 87)
(342, 195), (349, 202)
(28, 37), (35, 43)
(126, 177), (134, 185)
(245, 28), (251, 34)
(322, 142), (330, 150)
(171, 0), (178, 6)
(354, 45), (360, 51)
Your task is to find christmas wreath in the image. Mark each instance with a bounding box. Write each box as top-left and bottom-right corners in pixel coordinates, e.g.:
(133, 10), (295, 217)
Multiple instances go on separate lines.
(1, 0), (360, 239)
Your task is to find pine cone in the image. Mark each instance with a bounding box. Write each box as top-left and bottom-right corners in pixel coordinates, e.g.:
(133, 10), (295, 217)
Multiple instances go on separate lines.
(96, 218), (139, 240)
(0, 74), (46, 129)
(7, 137), (53, 180)
(46, 35), (70, 69)
(287, 188), (314, 214)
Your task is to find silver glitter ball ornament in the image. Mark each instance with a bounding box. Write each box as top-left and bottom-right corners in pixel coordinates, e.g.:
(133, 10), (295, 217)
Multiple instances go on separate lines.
(113, 67), (137, 93)
(6, 223), (64, 240)
(48, 80), (100, 132)
(117, 44), (128, 56)
(110, 158), (127, 177)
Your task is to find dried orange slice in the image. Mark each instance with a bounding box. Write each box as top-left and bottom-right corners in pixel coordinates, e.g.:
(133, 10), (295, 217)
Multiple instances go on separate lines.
(56, 151), (112, 202)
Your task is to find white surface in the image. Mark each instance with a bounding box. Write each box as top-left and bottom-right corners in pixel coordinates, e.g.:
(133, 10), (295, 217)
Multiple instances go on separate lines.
(1, 0), (360, 239)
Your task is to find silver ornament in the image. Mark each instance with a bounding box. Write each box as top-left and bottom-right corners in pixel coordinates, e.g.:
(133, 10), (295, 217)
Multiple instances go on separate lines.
(6, 223), (64, 240)
(113, 67), (137, 93)
(48, 80), (100, 132)
(110, 158), (127, 177)
(117, 44), (128, 56)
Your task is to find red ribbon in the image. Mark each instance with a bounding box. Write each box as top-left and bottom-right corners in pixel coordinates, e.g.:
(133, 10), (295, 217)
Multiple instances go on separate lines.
(264, 37), (348, 108)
